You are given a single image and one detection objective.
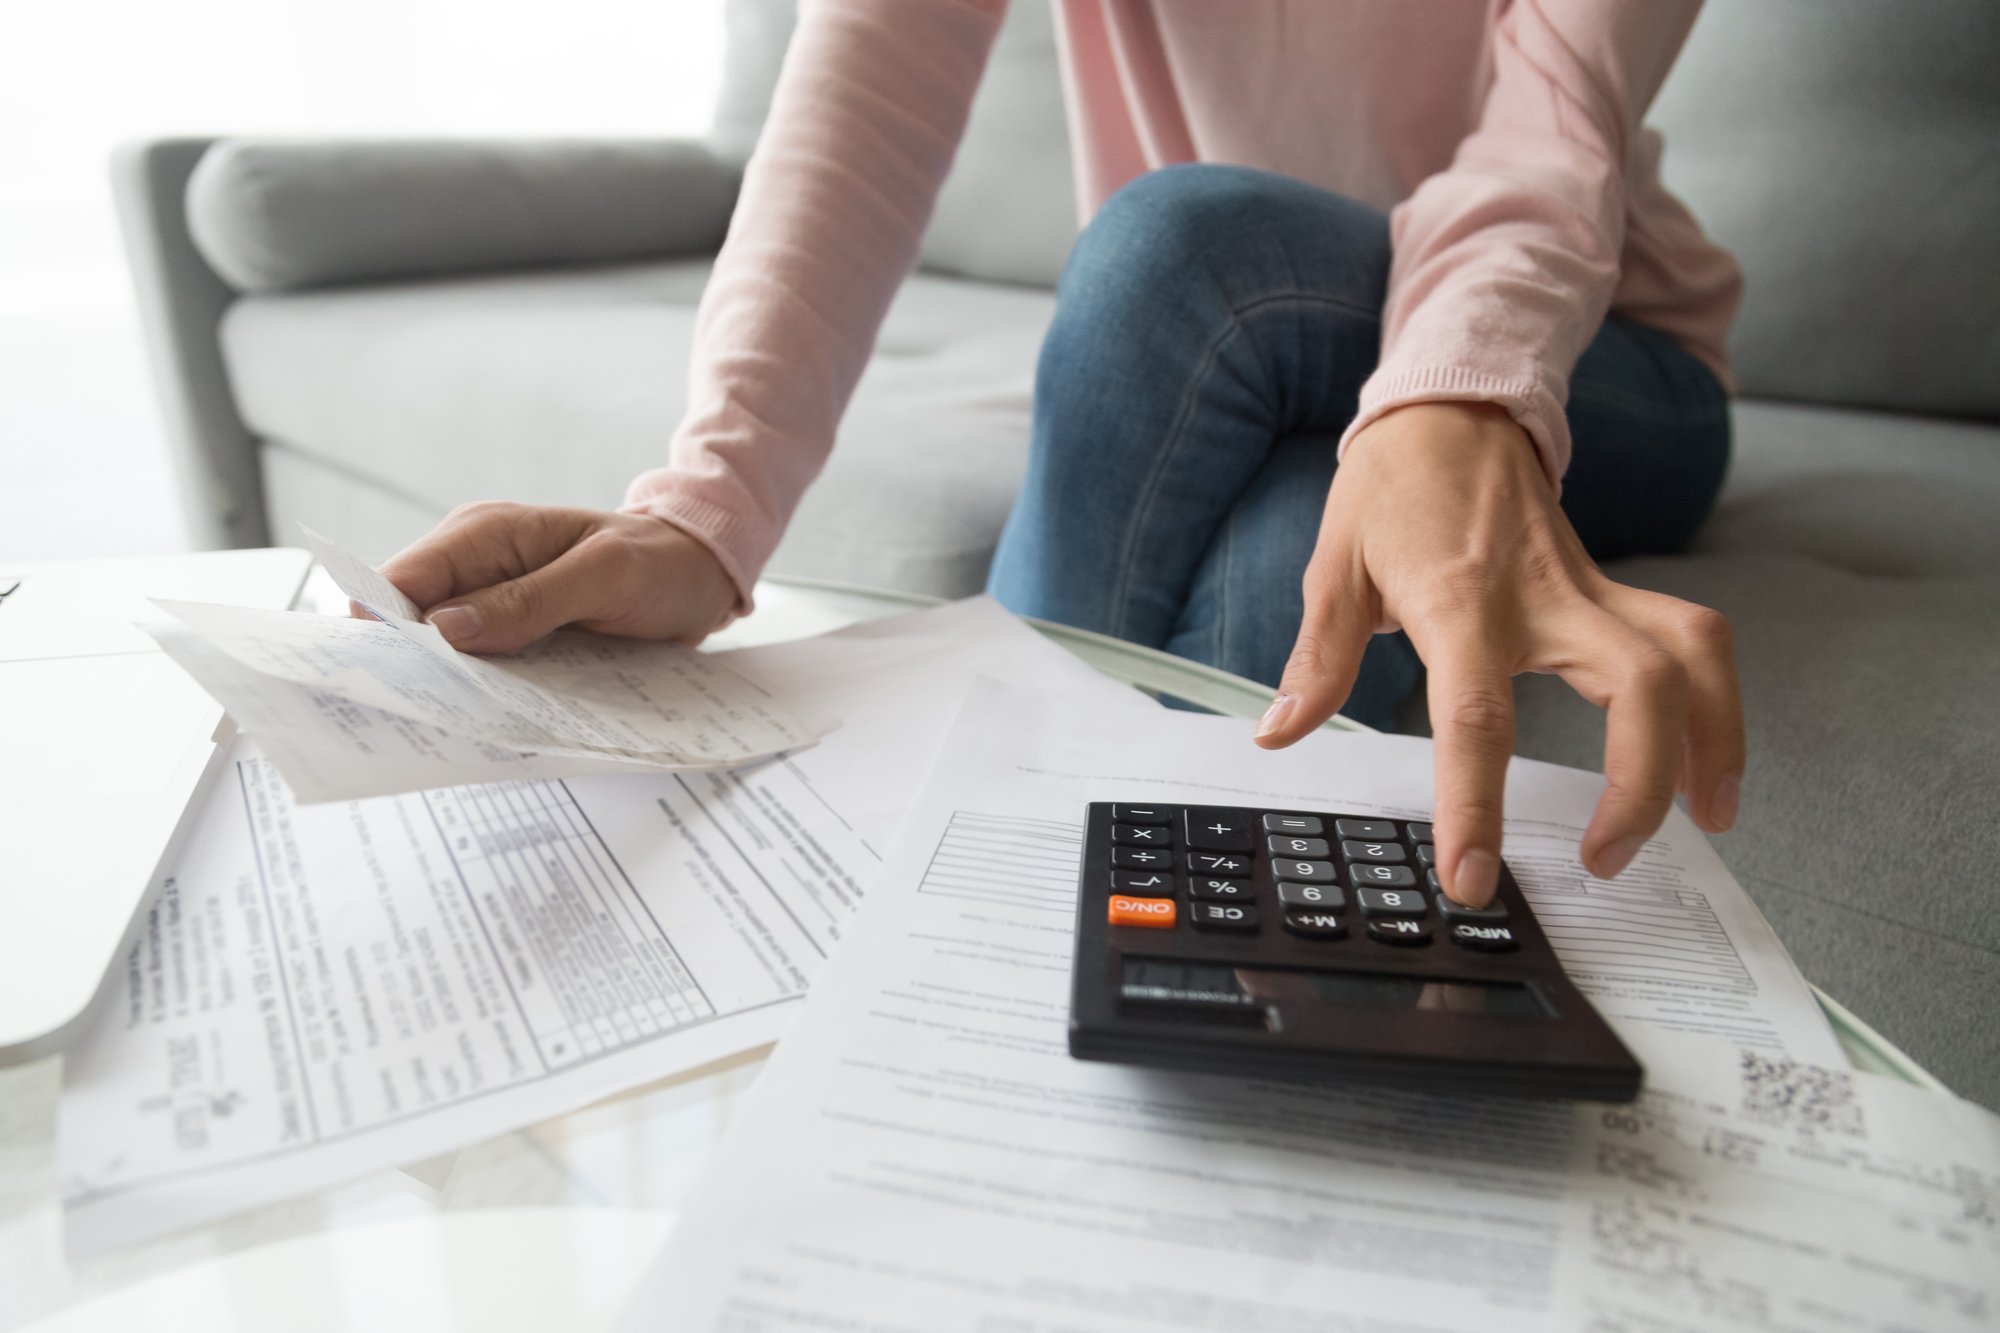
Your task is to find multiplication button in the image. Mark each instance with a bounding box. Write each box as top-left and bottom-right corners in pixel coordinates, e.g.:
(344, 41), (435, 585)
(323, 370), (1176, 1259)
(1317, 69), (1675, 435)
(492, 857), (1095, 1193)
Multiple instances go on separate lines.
(1113, 823), (1172, 847)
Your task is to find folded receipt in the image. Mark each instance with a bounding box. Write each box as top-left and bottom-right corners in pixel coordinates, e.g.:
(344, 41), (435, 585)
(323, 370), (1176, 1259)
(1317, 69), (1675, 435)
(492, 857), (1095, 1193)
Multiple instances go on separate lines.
(143, 529), (832, 801)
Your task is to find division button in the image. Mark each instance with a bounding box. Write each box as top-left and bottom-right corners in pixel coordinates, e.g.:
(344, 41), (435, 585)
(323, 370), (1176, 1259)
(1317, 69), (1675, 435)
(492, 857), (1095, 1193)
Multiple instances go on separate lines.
(1265, 834), (1331, 859)
(1405, 822), (1434, 844)
(1112, 847), (1174, 870)
(1357, 888), (1427, 917)
(1434, 893), (1509, 924)
(1108, 895), (1178, 929)
(1366, 917), (1433, 946)
(1189, 877), (1256, 902)
(1275, 882), (1344, 911)
(1283, 909), (1348, 940)
(1113, 805), (1173, 825)
(1270, 857), (1338, 884)
(1188, 852), (1252, 877)
(1333, 818), (1398, 841)
(1349, 863), (1417, 889)
(1189, 901), (1259, 932)
(1113, 823), (1173, 846)
(1449, 922), (1519, 952)
(1262, 813), (1324, 836)
(1183, 808), (1255, 852)
(1341, 840), (1407, 864)
(1111, 870), (1175, 896)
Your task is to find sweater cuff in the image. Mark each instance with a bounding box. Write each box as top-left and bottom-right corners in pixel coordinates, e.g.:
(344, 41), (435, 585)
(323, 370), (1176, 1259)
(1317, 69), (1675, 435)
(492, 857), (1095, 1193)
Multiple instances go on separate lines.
(617, 480), (763, 627)
(1338, 364), (1571, 493)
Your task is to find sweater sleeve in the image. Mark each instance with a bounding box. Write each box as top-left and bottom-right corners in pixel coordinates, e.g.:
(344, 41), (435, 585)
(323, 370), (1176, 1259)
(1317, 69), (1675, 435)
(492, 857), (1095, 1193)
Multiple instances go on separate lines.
(622, 0), (1005, 614)
(1338, 0), (1706, 485)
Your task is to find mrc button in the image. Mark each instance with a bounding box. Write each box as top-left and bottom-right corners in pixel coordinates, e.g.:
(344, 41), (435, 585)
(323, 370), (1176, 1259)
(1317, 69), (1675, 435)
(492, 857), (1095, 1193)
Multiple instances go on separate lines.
(1449, 922), (1519, 952)
(1108, 895), (1177, 929)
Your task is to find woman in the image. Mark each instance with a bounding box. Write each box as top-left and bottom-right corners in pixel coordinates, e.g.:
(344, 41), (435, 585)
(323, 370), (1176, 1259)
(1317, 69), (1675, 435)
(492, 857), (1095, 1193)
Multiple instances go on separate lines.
(377, 0), (1746, 911)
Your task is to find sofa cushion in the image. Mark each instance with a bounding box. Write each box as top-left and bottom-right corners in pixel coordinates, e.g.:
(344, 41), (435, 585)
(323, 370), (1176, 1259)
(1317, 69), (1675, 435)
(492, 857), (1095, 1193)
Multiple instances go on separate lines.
(1510, 402), (2000, 1105)
(1650, 0), (2000, 418)
(188, 139), (740, 294)
(222, 260), (1053, 591)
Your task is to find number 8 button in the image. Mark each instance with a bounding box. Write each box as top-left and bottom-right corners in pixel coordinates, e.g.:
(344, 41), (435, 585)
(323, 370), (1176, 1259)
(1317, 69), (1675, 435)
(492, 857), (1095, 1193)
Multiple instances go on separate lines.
(1356, 888), (1426, 917)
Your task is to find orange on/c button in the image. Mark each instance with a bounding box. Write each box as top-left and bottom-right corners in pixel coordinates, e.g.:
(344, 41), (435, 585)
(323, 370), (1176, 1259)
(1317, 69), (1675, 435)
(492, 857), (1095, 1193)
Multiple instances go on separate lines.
(1109, 894), (1177, 929)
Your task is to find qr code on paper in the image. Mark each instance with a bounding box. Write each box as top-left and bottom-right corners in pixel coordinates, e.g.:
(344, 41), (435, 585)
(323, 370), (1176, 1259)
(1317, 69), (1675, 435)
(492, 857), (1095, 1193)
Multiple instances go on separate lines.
(1737, 1050), (1864, 1137)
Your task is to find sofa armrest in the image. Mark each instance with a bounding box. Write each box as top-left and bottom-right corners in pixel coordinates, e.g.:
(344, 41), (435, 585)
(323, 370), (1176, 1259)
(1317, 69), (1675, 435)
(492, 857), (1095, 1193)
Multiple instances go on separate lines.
(111, 138), (269, 549)
(186, 137), (742, 293)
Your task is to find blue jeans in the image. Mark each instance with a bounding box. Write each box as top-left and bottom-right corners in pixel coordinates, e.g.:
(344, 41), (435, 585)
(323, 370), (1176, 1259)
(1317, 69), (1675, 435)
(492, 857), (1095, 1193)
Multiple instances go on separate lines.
(987, 165), (1731, 731)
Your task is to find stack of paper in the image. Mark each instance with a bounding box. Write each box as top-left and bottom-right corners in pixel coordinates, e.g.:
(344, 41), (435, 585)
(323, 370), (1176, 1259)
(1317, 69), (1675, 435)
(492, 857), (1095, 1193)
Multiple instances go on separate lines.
(144, 531), (833, 802)
(57, 599), (1151, 1253)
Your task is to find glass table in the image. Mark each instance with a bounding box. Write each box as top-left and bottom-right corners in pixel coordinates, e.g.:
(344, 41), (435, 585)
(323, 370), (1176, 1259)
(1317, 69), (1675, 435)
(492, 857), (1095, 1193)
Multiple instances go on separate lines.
(0, 574), (1942, 1332)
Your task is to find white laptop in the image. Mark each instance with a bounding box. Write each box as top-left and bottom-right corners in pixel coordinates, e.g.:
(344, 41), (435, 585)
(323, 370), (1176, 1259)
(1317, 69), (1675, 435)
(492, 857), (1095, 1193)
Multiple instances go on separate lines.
(0, 547), (312, 1061)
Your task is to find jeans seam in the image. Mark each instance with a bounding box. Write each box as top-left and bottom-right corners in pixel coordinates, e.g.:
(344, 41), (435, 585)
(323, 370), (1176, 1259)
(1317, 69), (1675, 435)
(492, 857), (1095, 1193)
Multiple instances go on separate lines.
(1108, 291), (1380, 641)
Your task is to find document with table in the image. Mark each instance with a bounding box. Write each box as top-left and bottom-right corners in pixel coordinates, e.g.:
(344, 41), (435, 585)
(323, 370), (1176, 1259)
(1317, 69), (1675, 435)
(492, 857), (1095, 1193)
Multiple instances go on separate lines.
(618, 682), (1998, 1331)
(57, 600), (1146, 1253)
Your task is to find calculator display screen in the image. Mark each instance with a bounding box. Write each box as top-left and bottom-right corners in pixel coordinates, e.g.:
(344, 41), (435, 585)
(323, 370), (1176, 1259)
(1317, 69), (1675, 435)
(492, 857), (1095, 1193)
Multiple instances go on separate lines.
(1122, 959), (1553, 1019)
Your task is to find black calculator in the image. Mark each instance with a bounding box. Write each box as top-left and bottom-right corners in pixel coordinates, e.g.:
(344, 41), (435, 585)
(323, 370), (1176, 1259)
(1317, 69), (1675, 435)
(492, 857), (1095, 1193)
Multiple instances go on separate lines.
(1067, 803), (1642, 1101)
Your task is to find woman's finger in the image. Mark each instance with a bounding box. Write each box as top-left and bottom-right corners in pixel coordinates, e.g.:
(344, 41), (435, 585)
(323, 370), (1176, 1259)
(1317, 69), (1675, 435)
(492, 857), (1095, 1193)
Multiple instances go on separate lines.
(1610, 589), (1744, 833)
(1255, 546), (1378, 747)
(1410, 621), (1517, 908)
(376, 503), (590, 613)
(1545, 605), (1689, 878)
(422, 540), (623, 653)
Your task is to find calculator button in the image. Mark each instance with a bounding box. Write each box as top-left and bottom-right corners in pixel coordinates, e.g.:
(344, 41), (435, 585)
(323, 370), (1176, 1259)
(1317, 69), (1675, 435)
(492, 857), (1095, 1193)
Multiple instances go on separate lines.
(1189, 901), (1259, 932)
(1113, 824), (1173, 847)
(1434, 893), (1509, 924)
(1341, 840), (1406, 864)
(1111, 870), (1175, 896)
(1188, 852), (1252, 877)
(1426, 869), (1443, 893)
(1108, 895), (1178, 929)
(1271, 858), (1338, 883)
(1112, 847), (1174, 870)
(1356, 888), (1426, 917)
(1265, 835), (1330, 858)
(1366, 917), (1432, 946)
(1414, 843), (1438, 869)
(1448, 922), (1520, 952)
(1183, 809), (1255, 852)
(1283, 909), (1347, 940)
(1333, 819), (1397, 841)
(1405, 822), (1434, 844)
(1348, 863), (1416, 889)
(1189, 877), (1256, 902)
(1262, 813), (1324, 836)
(1275, 882), (1344, 910)
(1113, 805), (1172, 825)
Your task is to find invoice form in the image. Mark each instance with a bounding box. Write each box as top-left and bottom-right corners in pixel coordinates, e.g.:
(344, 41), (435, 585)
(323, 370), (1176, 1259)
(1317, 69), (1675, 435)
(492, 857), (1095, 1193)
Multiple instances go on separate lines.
(57, 600), (1147, 1254)
(622, 681), (1860, 1331)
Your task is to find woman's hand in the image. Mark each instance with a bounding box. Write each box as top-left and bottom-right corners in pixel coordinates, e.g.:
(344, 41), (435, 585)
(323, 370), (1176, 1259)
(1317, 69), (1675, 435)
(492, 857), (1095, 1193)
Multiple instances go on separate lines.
(363, 503), (738, 653)
(1254, 402), (1743, 907)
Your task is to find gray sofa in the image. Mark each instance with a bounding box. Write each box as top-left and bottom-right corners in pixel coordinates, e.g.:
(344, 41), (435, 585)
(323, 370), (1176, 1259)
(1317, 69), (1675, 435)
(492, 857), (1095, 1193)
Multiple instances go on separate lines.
(115, 1), (1998, 1103)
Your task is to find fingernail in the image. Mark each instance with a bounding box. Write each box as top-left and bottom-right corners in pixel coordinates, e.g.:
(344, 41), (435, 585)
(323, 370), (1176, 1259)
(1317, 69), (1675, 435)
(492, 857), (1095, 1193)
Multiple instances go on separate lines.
(1712, 775), (1741, 829)
(1452, 849), (1499, 906)
(1255, 693), (1297, 740)
(1592, 835), (1647, 880)
(428, 604), (482, 645)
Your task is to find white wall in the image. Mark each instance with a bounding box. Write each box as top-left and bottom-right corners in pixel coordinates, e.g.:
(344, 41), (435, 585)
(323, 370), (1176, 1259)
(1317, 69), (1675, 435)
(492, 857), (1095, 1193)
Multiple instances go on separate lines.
(0, 0), (725, 560)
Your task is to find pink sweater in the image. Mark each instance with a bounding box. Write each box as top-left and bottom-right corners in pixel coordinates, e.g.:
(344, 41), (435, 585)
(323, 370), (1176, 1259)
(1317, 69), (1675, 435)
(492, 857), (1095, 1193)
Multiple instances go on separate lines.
(624, 0), (1743, 611)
